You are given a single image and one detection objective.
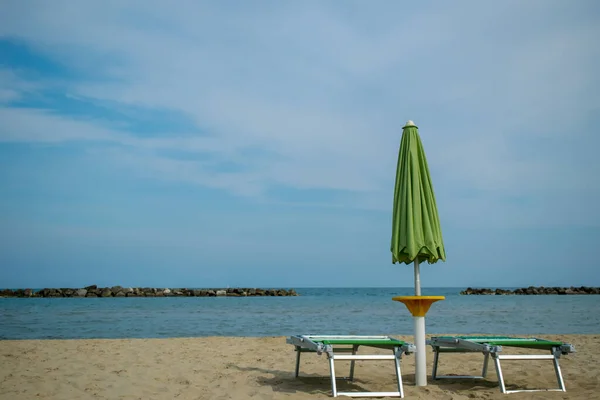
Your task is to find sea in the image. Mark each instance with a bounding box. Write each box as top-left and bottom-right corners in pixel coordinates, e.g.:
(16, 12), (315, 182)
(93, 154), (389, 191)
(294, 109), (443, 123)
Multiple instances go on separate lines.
(1, 287), (599, 340)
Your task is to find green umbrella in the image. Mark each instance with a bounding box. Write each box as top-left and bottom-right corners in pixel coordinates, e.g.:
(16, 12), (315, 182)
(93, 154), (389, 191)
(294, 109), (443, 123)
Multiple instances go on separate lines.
(391, 120), (446, 294)
(391, 120), (446, 387)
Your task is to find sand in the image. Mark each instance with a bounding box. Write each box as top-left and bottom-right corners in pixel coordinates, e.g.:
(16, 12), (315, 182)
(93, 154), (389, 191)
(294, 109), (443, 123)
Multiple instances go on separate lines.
(1, 334), (598, 399)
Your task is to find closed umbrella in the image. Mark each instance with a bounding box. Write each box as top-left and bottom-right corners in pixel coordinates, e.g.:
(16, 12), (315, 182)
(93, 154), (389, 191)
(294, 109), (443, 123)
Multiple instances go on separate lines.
(391, 120), (446, 386)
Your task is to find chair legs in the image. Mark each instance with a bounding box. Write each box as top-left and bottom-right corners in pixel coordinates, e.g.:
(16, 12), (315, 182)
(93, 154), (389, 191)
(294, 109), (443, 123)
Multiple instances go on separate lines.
(293, 345), (406, 398)
(432, 347), (568, 394)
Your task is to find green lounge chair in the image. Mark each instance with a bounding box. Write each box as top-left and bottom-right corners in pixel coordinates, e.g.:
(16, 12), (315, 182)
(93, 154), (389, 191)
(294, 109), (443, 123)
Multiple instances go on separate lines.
(428, 336), (575, 394)
(287, 335), (416, 398)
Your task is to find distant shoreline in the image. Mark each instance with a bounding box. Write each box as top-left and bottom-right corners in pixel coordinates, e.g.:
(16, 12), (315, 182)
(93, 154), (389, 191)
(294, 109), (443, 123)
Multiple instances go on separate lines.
(3, 285), (600, 297)
(461, 286), (600, 295)
(0, 285), (298, 298)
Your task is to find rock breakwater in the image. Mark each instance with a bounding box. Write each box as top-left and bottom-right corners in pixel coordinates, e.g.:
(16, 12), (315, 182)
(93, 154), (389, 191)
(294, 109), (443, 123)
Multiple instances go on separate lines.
(0, 285), (298, 298)
(460, 286), (600, 295)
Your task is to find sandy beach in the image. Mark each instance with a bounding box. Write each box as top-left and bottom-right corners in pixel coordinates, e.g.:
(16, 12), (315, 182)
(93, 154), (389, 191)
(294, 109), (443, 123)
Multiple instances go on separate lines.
(1, 334), (598, 400)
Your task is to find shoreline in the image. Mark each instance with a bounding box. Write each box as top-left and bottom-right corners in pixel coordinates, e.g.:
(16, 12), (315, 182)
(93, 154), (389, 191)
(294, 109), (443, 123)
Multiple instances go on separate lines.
(4, 285), (600, 298)
(1, 334), (598, 399)
(461, 286), (600, 295)
(0, 285), (298, 298)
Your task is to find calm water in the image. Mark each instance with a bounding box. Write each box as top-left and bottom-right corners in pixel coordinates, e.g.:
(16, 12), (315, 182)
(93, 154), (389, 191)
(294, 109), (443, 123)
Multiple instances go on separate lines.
(1, 287), (599, 340)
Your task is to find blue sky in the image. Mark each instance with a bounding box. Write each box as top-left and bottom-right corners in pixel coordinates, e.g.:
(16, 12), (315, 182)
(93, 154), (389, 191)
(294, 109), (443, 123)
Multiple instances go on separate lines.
(1, 0), (599, 289)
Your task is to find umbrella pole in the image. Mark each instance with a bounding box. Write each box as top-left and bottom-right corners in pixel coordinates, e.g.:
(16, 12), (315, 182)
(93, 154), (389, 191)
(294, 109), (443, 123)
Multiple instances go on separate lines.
(413, 258), (427, 386)
(414, 258), (421, 296)
(414, 315), (427, 386)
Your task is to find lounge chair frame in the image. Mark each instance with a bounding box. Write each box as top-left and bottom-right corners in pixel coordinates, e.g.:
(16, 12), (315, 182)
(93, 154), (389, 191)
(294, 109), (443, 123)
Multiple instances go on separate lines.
(287, 335), (415, 398)
(429, 336), (575, 394)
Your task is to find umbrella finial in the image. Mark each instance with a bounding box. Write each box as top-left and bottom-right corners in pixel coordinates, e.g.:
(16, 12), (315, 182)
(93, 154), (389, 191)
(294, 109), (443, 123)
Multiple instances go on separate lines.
(403, 120), (416, 129)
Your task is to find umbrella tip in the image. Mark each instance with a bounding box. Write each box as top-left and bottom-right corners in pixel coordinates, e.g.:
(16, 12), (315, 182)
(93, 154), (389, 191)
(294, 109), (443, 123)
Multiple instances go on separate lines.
(404, 120), (416, 128)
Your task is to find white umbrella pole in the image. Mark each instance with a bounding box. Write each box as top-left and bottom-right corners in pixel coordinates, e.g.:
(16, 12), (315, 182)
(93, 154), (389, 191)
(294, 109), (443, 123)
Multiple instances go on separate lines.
(414, 258), (421, 296)
(413, 258), (427, 386)
(414, 316), (427, 386)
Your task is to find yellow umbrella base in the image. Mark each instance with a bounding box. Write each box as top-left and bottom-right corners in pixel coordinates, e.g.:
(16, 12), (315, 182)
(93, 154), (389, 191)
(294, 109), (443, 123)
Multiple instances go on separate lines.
(392, 295), (445, 317)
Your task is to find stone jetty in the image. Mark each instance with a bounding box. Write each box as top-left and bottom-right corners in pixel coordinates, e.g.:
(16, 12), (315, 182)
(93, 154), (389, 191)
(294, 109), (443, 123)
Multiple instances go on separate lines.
(460, 286), (600, 295)
(0, 285), (298, 298)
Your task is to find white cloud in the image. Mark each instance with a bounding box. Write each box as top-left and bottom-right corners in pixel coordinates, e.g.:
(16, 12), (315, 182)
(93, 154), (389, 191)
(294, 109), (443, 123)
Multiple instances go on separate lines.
(0, 69), (45, 103)
(0, 88), (19, 103)
(0, 107), (124, 143)
(1, 0), (599, 226)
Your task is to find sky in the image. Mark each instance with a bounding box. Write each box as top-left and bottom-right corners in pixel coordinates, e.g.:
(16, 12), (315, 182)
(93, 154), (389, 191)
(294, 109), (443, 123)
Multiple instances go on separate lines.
(1, 0), (599, 289)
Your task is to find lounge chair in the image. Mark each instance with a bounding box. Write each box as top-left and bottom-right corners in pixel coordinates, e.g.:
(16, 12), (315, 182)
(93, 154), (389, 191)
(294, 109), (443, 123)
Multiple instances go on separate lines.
(428, 336), (575, 394)
(287, 335), (416, 398)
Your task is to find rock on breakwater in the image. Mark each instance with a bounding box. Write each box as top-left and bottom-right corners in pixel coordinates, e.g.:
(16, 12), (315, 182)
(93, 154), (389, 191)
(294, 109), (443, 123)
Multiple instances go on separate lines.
(460, 286), (600, 295)
(0, 285), (298, 298)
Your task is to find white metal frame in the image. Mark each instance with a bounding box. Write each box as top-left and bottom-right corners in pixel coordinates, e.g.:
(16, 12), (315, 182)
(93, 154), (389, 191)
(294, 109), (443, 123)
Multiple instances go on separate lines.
(287, 335), (416, 398)
(429, 337), (575, 394)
